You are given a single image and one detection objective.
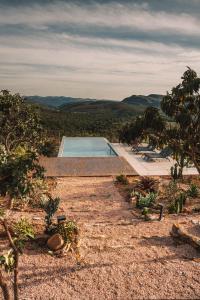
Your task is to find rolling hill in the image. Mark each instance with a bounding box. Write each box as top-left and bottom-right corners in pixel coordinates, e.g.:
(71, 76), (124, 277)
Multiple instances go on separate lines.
(28, 94), (163, 142)
(25, 94), (162, 114)
(59, 100), (145, 117)
(25, 96), (115, 108)
(122, 94), (162, 107)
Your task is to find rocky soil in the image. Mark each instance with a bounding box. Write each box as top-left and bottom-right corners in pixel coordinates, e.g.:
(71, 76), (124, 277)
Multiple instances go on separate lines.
(1, 177), (200, 299)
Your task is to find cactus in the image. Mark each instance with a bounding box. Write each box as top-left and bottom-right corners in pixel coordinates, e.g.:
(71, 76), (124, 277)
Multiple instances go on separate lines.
(175, 192), (187, 213)
(171, 163), (183, 181)
(41, 195), (60, 230)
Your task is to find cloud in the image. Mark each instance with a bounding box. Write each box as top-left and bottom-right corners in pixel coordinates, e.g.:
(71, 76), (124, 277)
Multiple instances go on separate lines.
(0, 2), (200, 36)
(0, 1), (200, 98)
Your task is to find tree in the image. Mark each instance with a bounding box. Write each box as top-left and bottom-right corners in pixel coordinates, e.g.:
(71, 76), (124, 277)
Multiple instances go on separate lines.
(161, 67), (200, 173)
(0, 91), (45, 208)
(0, 91), (43, 154)
(119, 107), (165, 147)
(0, 149), (44, 208)
(120, 67), (200, 175)
(119, 116), (144, 145)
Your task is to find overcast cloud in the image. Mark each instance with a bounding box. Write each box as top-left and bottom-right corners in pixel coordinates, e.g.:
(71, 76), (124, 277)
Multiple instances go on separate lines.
(0, 0), (200, 99)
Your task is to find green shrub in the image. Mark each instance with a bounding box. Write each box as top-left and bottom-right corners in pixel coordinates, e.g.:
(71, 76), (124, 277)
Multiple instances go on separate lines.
(136, 192), (157, 208)
(116, 174), (128, 185)
(56, 220), (78, 244)
(141, 207), (150, 216)
(13, 218), (35, 250)
(13, 218), (35, 240)
(187, 183), (199, 198)
(0, 249), (15, 273)
(55, 220), (80, 260)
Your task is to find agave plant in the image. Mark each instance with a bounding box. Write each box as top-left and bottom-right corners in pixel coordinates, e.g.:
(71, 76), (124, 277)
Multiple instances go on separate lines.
(135, 177), (158, 193)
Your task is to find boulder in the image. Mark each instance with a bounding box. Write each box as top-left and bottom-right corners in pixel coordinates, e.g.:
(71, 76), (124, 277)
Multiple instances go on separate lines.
(47, 233), (64, 251)
(171, 223), (200, 250)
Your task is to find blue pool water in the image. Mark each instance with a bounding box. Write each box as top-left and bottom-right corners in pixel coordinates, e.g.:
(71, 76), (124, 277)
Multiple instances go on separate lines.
(58, 137), (117, 157)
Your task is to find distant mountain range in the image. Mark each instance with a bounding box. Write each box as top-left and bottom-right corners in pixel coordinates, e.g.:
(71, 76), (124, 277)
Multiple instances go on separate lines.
(25, 94), (163, 110)
(122, 94), (162, 107)
(25, 95), (115, 108)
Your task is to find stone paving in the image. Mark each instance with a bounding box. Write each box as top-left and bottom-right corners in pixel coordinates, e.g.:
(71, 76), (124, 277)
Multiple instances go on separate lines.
(111, 143), (199, 176)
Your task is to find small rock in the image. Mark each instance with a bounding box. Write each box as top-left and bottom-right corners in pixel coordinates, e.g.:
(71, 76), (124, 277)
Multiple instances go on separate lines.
(191, 220), (200, 225)
(32, 216), (42, 220)
(145, 214), (158, 221)
(47, 233), (64, 251)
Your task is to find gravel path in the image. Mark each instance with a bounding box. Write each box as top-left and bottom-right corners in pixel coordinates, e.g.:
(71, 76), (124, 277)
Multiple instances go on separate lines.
(2, 177), (200, 299)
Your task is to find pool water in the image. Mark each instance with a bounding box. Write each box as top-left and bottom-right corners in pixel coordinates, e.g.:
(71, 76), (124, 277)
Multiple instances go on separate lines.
(58, 137), (117, 157)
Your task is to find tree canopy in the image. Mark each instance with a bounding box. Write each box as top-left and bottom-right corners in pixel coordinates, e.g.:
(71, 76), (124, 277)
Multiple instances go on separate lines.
(120, 67), (200, 174)
(161, 67), (200, 173)
(0, 91), (45, 208)
(0, 92), (43, 154)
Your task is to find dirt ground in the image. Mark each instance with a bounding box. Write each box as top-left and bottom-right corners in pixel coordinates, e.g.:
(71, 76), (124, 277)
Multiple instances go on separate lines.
(1, 177), (200, 300)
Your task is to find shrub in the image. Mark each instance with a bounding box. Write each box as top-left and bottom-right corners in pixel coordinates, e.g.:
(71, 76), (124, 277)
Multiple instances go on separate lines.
(55, 220), (80, 261)
(56, 220), (78, 244)
(136, 192), (157, 208)
(135, 176), (158, 192)
(187, 183), (199, 198)
(115, 174), (129, 185)
(0, 217), (35, 300)
(141, 207), (150, 216)
(13, 218), (35, 250)
(165, 180), (179, 202)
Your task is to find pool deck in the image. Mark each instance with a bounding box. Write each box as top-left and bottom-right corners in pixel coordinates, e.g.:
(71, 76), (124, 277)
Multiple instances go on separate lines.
(40, 156), (137, 177)
(111, 143), (199, 176)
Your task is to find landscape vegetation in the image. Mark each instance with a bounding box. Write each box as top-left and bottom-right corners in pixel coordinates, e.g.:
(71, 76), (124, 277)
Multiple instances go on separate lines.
(26, 93), (162, 144)
(0, 67), (200, 299)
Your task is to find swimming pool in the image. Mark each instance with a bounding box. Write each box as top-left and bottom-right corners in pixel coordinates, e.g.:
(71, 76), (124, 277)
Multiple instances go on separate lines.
(58, 137), (117, 157)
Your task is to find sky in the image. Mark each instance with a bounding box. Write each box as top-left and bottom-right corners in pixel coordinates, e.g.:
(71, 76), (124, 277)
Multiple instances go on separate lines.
(1, 0), (200, 100)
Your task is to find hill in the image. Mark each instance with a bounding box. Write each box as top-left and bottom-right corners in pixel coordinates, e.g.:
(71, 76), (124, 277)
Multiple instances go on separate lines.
(122, 94), (163, 107)
(59, 100), (144, 118)
(25, 94), (163, 110)
(25, 96), (114, 108)
(26, 94), (163, 142)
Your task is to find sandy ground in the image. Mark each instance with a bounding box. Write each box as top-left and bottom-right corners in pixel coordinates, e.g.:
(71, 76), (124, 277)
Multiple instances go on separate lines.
(2, 177), (200, 300)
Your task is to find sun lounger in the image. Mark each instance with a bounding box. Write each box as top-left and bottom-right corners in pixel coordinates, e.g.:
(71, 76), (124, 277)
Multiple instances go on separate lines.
(132, 144), (155, 153)
(143, 148), (172, 161)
